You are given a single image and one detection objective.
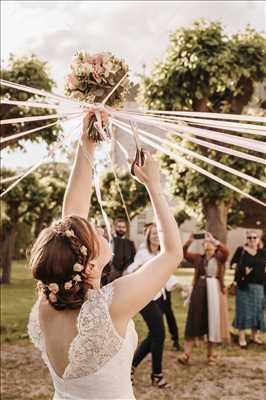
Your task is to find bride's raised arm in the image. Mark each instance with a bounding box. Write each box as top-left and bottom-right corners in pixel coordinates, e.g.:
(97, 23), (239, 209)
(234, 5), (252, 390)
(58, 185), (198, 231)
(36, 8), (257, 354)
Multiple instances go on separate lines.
(110, 153), (183, 323)
(62, 112), (96, 219)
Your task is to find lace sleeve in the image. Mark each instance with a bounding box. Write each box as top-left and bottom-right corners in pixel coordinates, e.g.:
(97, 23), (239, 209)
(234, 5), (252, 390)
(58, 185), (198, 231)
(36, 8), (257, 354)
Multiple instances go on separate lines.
(27, 297), (44, 352)
(101, 282), (114, 306)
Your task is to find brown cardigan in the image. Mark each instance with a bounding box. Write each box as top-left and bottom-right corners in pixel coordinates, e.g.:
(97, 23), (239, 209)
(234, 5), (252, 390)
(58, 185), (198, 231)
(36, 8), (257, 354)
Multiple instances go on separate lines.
(183, 239), (229, 291)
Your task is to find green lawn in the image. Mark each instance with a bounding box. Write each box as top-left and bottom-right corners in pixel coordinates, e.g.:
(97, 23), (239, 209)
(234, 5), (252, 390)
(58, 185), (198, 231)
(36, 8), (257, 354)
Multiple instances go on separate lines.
(1, 260), (236, 345)
(1, 260), (36, 342)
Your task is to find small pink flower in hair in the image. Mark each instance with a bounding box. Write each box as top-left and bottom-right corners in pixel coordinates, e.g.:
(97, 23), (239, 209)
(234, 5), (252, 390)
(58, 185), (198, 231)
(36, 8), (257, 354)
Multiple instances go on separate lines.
(80, 245), (88, 256)
(64, 281), (73, 290)
(48, 283), (59, 294)
(49, 292), (57, 303)
(65, 229), (75, 238)
(36, 281), (44, 290)
(73, 274), (82, 283)
(73, 263), (84, 272)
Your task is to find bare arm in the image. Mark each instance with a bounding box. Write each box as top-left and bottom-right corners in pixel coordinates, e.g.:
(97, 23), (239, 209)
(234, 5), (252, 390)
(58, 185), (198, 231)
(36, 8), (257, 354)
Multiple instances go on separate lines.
(110, 153), (183, 324)
(62, 113), (96, 219)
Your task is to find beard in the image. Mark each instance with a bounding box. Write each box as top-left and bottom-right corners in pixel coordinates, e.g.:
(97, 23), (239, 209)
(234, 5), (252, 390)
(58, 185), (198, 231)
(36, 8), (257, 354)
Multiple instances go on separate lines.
(116, 230), (126, 237)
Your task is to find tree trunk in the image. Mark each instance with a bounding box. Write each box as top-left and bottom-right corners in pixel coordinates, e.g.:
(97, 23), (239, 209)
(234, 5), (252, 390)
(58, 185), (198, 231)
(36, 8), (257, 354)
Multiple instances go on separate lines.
(0, 226), (17, 284)
(34, 212), (48, 237)
(203, 201), (232, 244)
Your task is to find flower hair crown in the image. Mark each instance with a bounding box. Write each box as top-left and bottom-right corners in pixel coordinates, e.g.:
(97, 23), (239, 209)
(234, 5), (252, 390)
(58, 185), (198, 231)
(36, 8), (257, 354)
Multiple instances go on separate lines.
(38, 227), (89, 304)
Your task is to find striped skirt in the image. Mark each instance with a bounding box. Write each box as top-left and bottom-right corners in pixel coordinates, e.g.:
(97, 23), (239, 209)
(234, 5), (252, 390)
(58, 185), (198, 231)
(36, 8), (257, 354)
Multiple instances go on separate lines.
(185, 277), (230, 343)
(233, 284), (266, 331)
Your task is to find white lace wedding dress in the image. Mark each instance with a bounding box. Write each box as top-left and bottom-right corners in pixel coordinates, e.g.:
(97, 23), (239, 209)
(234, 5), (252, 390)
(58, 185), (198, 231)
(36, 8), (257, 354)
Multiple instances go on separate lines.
(28, 283), (138, 400)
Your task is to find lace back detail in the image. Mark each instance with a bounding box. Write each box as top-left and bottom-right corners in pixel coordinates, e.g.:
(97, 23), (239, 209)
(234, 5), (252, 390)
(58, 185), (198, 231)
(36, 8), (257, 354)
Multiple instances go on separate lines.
(28, 284), (124, 381)
(27, 296), (44, 352)
(63, 283), (124, 379)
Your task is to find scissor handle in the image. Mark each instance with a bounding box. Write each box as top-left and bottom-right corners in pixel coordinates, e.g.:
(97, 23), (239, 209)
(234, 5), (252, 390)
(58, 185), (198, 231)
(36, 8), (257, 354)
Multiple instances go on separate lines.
(131, 147), (145, 176)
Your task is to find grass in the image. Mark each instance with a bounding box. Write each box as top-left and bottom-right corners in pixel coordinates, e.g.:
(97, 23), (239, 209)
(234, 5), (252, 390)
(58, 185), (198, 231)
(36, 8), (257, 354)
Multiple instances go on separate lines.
(1, 260), (36, 342)
(1, 260), (264, 348)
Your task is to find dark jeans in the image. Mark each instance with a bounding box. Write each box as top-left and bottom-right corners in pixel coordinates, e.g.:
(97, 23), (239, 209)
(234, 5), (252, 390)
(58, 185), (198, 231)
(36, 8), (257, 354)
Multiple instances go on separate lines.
(159, 290), (179, 345)
(133, 298), (165, 374)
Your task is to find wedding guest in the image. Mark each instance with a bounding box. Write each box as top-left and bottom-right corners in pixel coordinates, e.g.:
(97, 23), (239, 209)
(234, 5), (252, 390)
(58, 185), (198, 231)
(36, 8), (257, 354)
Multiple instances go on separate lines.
(178, 232), (230, 366)
(142, 222), (180, 350)
(125, 224), (179, 388)
(27, 109), (183, 399)
(160, 280), (181, 351)
(231, 230), (266, 348)
(101, 217), (136, 284)
(111, 218), (136, 280)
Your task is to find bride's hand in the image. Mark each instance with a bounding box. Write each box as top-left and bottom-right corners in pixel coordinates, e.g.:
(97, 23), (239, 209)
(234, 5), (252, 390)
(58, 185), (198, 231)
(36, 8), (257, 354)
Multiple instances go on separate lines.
(131, 151), (161, 190)
(81, 108), (109, 140)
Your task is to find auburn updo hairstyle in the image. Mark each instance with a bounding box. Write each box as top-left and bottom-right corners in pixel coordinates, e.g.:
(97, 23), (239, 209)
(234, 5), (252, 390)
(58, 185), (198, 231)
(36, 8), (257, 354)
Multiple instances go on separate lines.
(28, 215), (100, 310)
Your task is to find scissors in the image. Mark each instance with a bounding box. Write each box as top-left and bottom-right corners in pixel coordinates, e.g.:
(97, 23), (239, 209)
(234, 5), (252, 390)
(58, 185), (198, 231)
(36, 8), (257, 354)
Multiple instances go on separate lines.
(130, 121), (145, 176)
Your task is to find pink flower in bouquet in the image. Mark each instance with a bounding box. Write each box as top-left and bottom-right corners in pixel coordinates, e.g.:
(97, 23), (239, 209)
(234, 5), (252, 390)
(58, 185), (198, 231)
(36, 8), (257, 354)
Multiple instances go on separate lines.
(92, 53), (103, 65)
(84, 54), (93, 64)
(67, 75), (79, 90)
(92, 64), (104, 82)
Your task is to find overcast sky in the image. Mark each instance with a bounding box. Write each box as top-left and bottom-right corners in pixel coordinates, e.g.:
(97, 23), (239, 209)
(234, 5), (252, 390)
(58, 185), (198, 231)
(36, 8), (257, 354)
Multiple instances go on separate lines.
(1, 0), (265, 168)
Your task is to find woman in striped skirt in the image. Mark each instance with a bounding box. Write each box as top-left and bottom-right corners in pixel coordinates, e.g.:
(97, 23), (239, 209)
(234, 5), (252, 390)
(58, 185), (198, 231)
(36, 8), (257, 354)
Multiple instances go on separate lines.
(178, 232), (230, 366)
(231, 231), (266, 348)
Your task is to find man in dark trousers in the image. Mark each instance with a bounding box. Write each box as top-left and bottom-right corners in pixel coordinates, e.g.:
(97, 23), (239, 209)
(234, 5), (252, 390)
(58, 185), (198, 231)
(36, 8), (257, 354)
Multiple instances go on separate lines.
(102, 218), (136, 284)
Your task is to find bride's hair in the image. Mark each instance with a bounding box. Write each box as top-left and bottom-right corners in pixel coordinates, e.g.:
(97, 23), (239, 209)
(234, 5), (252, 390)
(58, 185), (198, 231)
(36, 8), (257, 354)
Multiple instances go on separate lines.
(28, 215), (99, 310)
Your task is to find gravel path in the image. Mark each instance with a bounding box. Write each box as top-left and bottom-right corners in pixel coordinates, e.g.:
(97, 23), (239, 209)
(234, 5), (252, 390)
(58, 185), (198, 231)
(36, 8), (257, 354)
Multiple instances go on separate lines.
(2, 342), (266, 400)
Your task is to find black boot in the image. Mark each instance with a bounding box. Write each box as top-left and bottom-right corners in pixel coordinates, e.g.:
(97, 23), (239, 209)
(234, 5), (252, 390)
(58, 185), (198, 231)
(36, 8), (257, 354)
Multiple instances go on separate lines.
(173, 340), (181, 351)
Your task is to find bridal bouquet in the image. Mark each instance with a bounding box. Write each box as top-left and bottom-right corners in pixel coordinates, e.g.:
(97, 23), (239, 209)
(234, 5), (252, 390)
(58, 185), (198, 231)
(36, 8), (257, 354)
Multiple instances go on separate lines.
(65, 51), (130, 141)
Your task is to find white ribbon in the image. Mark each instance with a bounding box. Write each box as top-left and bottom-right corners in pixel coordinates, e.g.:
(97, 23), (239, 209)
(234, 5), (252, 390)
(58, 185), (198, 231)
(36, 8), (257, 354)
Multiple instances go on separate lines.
(126, 108), (266, 124)
(127, 112), (266, 135)
(1, 121), (58, 144)
(1, 118), (82, 198)
(1, 111), (83, 125)
(111, 113), (265, 164)
(0, 99), (60, 110)
(115, 119), (266, 189)
(0, 79), (80, 107)
(112, 119), (266, 208)
(108, 153), (131, 225)
(113, 111), (266, 153)
(94, 171), (113, 243)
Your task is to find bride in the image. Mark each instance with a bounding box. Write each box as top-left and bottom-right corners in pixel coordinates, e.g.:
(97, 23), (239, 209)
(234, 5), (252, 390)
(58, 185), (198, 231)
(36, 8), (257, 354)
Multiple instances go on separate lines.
(27, 109), (183, 400)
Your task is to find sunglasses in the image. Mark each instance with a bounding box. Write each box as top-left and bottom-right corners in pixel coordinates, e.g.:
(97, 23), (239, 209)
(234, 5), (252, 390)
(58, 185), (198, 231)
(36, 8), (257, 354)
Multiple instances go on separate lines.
(247, 236), (257, 240)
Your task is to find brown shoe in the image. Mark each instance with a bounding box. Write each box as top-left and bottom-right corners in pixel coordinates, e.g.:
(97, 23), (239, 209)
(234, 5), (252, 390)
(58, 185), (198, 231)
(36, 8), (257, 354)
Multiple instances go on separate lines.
(178, 352), (190, 366)
(207, 354), (218, 366)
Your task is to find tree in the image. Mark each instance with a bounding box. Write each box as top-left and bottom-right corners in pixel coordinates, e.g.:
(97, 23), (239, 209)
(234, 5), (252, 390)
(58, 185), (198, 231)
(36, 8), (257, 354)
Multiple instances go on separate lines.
(33, 163), (69, 236)
(0, 54), (61, 150)
(0, 169), (48, 284)
(139, 21), (266, 242)
(89, 169), (150, 223)
(0, 163), (68, 284)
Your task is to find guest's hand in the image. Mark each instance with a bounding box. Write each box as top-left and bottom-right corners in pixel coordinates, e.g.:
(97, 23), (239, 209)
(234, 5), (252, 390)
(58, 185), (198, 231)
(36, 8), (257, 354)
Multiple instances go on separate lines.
(205, 232), (219, 245)
(245, 266), (252, 275)
(189, 233), (195, 242)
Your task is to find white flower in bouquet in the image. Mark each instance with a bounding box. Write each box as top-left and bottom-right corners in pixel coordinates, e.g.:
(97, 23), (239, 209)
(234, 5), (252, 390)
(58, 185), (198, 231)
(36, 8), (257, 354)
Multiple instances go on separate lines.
(65, 50), (130, 142)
